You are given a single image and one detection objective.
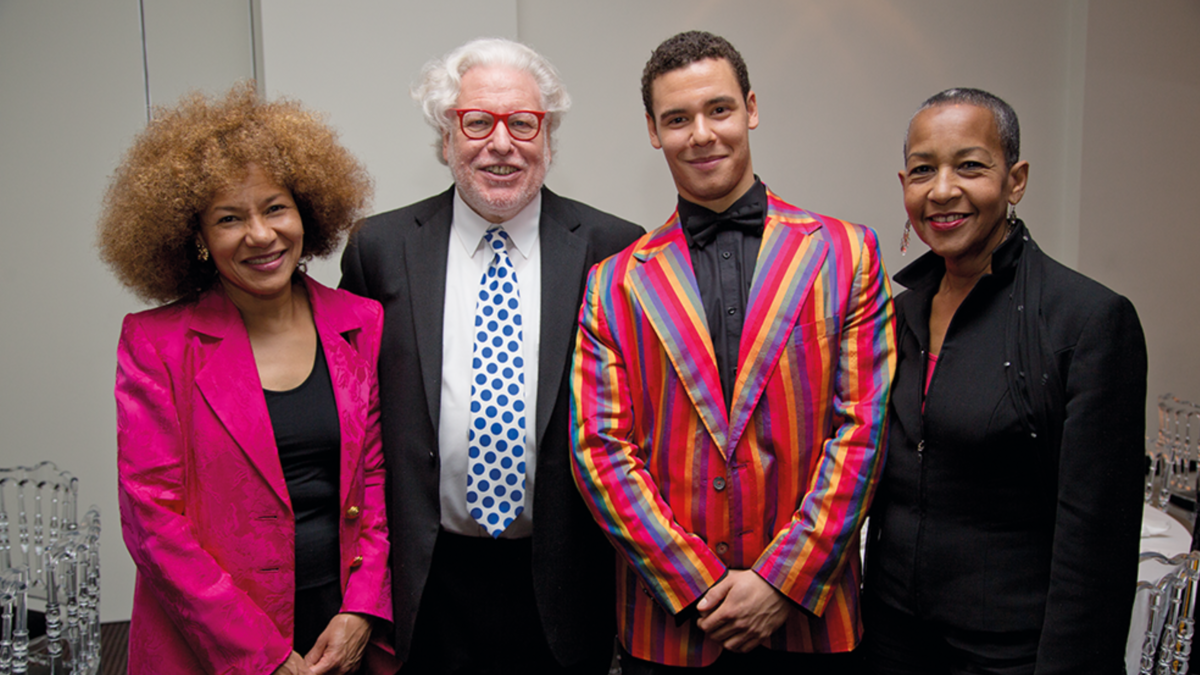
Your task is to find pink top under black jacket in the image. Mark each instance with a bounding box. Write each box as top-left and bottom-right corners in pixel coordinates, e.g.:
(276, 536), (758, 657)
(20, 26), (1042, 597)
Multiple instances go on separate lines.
(115, 276), (395, 674)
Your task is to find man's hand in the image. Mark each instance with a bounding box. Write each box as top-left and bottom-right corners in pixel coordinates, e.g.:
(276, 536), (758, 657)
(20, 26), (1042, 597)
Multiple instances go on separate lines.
(695, 570), (791, 652)
(304, 613), (372, 675)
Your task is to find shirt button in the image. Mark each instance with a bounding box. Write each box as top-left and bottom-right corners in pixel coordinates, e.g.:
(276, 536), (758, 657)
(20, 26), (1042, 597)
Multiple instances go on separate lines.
(727, 307), (737, 315)
(722, 251), (732, 259)
(345, 505), (360, 519)
(715, 542), (729, 554)
(713, 477), (726, 491)
(350, 555), (363, 569)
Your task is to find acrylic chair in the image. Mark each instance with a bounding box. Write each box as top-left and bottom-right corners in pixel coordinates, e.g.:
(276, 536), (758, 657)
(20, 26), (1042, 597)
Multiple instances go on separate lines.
(0, 462), (100, 674)
(1131, 550), (1200, 675)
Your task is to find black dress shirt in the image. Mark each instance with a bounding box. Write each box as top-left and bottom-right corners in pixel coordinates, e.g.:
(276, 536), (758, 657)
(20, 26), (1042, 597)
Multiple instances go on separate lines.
(678, 179), (767, 411)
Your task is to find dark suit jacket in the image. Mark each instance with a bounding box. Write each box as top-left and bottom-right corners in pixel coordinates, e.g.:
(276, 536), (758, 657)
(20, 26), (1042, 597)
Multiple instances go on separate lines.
(866, 224), (1147, 674)
(340, 186), (643, 665)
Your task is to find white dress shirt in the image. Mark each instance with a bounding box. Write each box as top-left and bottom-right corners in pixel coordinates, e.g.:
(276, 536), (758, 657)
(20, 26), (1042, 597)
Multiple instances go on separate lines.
(438, 189), (541, 538)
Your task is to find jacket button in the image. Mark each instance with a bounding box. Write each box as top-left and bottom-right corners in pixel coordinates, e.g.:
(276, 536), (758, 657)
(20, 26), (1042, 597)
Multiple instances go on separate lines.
(350, 555), (363, 569)
(715, 542), (729, 555)
(345, 505), (361, 519)
(713, 477), (726, 491)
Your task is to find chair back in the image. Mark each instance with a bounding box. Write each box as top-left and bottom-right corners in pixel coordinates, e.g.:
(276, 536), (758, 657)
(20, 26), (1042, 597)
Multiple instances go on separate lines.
(0, 567), (30, 674)
(0, 462), (79, 602)
(1133, 550), (1200, 675)
(0, 463), (98, 674)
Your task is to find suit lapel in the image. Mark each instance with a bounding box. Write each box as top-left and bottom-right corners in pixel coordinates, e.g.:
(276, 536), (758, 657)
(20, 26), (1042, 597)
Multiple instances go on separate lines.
(190, 290), (291, 507)
(307, 278), (369, 508)
(535, 190), (589, 448)
(727, 195), (828, 451)
(405, 192), (453, 433)
(628, 218), (729, 457)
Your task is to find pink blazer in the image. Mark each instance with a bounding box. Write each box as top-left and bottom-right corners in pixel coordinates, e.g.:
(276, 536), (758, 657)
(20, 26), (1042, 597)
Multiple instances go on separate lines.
(116, 276), (395, 674)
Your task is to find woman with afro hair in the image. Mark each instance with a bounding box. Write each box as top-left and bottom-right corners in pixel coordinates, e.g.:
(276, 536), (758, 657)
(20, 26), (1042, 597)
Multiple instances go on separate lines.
(99, 82), (396, 675)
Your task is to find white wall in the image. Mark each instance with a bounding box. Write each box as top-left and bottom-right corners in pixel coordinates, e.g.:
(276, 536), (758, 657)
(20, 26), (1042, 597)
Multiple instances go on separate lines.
(1077, 0), (1200, 425)
(2, 0), (150, 623)
(262, 1), (1088, 288)
(514, 0), (1086, 277)
(1, 0), (1195, 624)
(142, 0), (255, 105)
(0, 0), (256, 622)
(258, 0), (519, 283)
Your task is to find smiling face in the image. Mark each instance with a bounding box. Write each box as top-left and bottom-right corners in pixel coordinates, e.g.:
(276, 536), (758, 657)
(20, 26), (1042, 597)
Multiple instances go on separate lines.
(647, 57), (758, 213)
(901, 103), (1029, 271)
(199, 164), (304, 305)
(443, 65), (549, 223)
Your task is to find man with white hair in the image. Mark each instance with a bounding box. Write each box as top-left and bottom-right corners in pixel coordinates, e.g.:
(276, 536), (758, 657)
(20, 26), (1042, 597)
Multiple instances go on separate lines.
(341, 38), (641, 673)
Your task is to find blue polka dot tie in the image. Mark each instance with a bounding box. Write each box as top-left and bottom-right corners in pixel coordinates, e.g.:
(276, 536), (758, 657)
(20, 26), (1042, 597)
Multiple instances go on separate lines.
(467, 227), (527, 537)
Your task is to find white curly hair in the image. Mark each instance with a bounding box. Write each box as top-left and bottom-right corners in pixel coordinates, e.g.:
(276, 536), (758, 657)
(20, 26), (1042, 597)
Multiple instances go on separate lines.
(411, 37), (571, 165)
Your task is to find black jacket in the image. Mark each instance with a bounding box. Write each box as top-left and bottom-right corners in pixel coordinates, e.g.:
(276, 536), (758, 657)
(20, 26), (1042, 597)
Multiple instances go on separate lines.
(340, 186), (643, 665)
(866, 222), (1147, 674)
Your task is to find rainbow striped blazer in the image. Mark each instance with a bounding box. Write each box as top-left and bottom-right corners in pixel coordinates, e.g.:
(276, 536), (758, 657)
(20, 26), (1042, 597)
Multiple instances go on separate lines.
(571, 190), (896, 666)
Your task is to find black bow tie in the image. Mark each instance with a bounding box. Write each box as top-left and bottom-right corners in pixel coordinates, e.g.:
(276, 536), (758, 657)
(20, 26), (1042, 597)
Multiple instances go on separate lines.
(686, 201), (765, 249)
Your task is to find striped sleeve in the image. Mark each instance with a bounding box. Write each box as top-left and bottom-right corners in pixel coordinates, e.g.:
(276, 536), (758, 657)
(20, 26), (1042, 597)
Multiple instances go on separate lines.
(751, 223), (896, 615)
(570, 257), (728, 615)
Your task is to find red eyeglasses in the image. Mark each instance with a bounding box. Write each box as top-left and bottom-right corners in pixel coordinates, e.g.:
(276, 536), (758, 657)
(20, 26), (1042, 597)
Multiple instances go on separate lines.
(454, 109), (546, 141)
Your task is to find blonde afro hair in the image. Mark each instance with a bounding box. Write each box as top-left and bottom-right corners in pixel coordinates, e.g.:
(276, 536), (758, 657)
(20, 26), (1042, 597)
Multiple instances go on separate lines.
(97, 82), (372, 304)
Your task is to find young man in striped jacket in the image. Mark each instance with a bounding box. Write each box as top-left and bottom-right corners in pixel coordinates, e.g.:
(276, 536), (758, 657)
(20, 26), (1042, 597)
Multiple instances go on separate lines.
(571, 31), (896, 673)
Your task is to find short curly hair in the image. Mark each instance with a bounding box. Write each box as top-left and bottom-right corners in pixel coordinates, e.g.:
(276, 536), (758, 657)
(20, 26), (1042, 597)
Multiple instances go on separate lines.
(97, 82), (373, 304)
(642, 31), (751, 118)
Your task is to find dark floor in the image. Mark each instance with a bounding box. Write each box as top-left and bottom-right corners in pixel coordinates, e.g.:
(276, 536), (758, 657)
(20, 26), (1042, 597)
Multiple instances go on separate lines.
(96, 622), (616, 674)
(100, 621), (129, 675)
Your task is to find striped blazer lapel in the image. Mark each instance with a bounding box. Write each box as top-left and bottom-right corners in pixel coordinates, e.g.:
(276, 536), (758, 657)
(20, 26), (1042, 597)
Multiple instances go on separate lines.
(728, 193), (828, 450)
(627, 218), (729, 456)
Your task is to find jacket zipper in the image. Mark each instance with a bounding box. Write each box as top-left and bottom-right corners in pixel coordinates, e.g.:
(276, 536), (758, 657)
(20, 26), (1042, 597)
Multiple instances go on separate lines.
(914, 346), (929, 614)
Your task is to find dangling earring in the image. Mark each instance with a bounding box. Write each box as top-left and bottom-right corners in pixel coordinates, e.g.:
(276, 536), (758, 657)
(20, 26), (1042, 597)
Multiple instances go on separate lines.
(900, 219), (911, 255)
(196, 239), (210, 262)
(1007, 204), (1018, 226)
